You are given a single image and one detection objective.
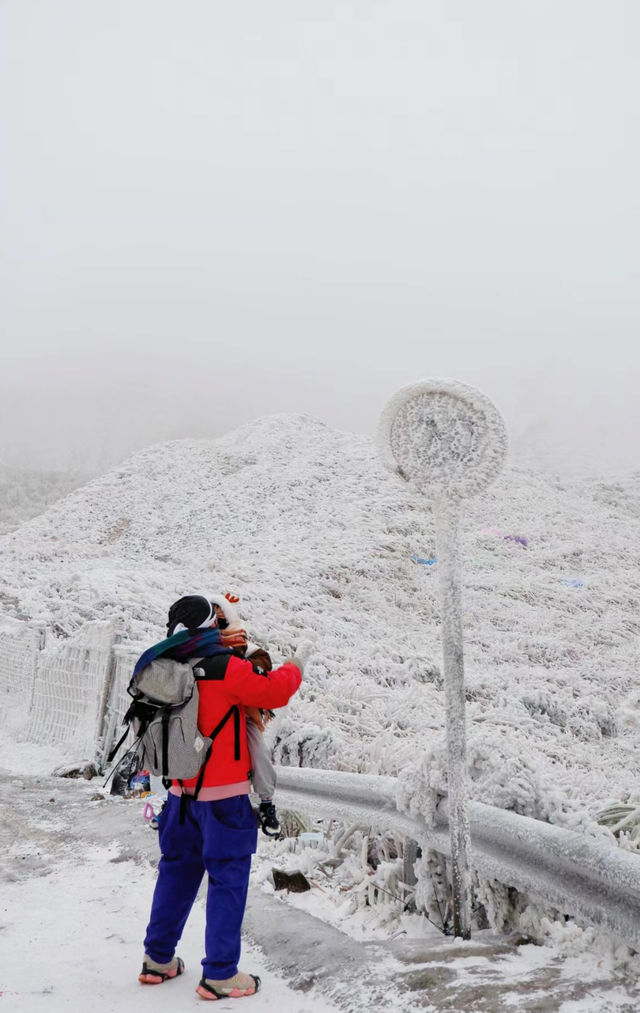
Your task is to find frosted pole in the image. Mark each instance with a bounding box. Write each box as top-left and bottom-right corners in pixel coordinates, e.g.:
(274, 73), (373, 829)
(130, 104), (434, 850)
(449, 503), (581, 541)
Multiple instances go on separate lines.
(434, 497), (471, 938)
(378, 379), (507, 942)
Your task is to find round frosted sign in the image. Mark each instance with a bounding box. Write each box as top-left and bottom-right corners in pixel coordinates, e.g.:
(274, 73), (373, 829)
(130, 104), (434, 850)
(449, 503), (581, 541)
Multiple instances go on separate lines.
(378, 379), (507, 500)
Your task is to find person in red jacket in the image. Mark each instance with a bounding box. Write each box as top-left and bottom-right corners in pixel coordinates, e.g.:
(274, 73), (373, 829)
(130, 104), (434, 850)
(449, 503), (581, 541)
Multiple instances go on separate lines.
(138, 594), (309, 1002)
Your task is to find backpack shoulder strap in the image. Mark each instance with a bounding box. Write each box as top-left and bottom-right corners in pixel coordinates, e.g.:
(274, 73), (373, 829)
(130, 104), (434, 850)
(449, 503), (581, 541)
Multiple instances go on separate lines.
(192, 704), (241, 800)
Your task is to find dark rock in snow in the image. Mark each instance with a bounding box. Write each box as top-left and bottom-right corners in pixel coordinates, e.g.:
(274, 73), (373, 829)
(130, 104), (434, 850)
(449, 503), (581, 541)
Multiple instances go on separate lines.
(272, 868), (311, 893)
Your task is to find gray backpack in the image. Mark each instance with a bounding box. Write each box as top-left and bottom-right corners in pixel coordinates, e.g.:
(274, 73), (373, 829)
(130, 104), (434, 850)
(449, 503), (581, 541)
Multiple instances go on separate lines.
(108, 654), (239, 798)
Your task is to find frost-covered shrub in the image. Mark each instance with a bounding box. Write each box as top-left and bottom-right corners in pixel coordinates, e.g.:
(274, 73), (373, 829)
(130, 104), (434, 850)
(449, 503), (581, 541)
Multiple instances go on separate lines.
(521, 690), (568, 729)
(521, 689), (616, 740)
(615, 688), (640, 733)
(566, 698), (617, 740)
(517, 909), (640, 974)
(412, 849), (452, 931)
(254, 817), (411, 931)
(398, 728), (572, 825)
(596, 800), (640, 853)
(404, 655), (442, 687)
(471, 876), (529, 935)
(272, 718), (338, 768)
(366, 830), (399, 869)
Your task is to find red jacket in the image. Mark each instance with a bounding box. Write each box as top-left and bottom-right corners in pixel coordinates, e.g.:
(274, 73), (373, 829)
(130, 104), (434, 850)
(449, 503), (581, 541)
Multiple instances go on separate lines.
(174, 653), (302, 790)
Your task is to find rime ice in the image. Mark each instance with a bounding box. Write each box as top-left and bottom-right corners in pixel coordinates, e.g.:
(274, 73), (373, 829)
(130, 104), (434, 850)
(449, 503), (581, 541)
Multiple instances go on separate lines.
(378, 380), (509, 937)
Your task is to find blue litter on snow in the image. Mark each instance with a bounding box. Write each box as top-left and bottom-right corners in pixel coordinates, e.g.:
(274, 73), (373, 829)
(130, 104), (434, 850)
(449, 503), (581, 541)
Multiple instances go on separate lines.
(561, 578), (585, 588)
(410, 554), (438, 566)
(503, 534), (529, 548)
(481, 528), (529, 548)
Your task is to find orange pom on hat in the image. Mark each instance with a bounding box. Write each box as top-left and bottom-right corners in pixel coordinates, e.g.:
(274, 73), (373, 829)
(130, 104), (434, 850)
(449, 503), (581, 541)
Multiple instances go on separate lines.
(209, 593), (247, 651)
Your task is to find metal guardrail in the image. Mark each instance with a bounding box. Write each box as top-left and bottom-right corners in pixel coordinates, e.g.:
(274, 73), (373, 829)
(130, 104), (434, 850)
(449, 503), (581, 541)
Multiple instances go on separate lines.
(275, 765), (640, 949)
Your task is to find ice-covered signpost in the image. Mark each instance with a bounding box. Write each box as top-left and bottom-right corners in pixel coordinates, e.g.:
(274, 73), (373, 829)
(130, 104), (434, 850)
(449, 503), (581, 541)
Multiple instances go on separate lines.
(378, 380), (507, 939)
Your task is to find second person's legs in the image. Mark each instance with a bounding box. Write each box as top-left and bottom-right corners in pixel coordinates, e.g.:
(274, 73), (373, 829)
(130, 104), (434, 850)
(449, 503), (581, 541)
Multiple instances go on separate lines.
(196, 795), (258, 980)
(203, 853), (252, 979)
(143, 794), (205, 964)
(246, 720), (277, 800)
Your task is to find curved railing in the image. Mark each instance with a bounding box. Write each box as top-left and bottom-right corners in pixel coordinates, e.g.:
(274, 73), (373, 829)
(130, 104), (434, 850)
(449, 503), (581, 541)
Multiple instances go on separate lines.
(275, 765), (640, 949)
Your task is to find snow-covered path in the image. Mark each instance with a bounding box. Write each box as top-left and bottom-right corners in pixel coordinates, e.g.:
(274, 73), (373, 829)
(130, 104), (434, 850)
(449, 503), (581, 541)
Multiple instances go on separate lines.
(1, 766), (639, 1013)
(0, 856), (338, 1013)
(0, 770), (341, 1013)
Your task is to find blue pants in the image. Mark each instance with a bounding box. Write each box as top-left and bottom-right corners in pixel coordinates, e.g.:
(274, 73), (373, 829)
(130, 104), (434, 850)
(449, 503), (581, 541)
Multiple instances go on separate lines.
(143, 793), (258, 980)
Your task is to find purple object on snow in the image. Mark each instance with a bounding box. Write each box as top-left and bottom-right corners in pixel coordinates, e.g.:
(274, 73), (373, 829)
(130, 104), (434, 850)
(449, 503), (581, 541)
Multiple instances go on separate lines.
(503, 535), (528, 547)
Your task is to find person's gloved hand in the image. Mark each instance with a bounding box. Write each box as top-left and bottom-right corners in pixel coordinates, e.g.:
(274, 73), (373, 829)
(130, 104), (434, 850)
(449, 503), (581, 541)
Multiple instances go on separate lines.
(287, 638), (316, 674)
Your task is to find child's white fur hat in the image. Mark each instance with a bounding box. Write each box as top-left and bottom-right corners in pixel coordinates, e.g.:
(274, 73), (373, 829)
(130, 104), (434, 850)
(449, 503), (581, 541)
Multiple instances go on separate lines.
(209, 593), (241, 628)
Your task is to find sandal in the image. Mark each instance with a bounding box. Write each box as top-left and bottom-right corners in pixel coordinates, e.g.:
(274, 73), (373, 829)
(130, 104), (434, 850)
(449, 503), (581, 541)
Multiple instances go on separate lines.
(196, 971), (260, 1000)
(139, 955), (184, 984)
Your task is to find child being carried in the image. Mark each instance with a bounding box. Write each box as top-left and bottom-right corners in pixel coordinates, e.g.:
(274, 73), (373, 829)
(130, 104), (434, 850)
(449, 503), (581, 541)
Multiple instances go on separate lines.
(210, 594), (282, 838)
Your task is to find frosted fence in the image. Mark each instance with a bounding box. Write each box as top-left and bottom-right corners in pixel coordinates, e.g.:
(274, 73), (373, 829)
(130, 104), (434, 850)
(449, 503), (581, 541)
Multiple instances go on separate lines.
(0, 616), (140, 765)
(0, 618), (44, 701)
(27, 621), (117, 759)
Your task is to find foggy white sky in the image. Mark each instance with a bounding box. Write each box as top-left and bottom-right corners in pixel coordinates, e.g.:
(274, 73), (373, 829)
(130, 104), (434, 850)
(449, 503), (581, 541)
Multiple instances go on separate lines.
(1, 0), (638, 474)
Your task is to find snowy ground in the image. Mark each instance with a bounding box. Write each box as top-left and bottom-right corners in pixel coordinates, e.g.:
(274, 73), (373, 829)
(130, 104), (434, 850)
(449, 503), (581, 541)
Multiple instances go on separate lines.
(1, 740), (639, 1013)
(0, 739), (338, 1013)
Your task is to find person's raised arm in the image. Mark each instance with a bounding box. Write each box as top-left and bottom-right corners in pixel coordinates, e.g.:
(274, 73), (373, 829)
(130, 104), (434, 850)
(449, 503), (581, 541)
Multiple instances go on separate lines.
(225, 656), (300, 709)
(226, 641), (314, 709)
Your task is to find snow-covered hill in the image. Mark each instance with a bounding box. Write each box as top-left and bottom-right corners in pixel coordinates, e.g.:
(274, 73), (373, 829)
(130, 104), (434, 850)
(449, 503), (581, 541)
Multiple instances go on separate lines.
(1, 414), (638, 831)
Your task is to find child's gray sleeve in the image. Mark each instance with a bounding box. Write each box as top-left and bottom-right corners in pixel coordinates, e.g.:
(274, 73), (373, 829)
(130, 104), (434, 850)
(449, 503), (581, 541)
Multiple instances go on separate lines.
(246, 719), (277, 800)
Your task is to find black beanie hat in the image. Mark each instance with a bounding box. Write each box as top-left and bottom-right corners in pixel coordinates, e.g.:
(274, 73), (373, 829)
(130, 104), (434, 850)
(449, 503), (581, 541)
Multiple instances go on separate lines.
(167, 594), (213, 635)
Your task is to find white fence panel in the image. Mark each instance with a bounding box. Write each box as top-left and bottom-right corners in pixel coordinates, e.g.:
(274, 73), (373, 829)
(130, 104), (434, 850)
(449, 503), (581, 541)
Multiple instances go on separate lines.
(28, 621), (117, 758)
(0, 617), (44, 702)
